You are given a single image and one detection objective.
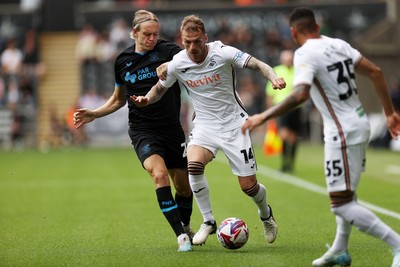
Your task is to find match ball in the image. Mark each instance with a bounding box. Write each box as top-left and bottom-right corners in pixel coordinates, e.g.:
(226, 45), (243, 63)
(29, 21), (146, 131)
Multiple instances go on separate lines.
(217, 217), (249, 249)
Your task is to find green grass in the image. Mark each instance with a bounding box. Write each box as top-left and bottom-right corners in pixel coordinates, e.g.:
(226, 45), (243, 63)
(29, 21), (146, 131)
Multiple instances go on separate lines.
(0, 143), (399, 266)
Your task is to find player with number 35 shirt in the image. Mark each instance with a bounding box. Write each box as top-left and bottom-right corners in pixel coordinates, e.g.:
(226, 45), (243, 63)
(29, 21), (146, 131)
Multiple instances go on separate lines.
(293, 36), (370, 147)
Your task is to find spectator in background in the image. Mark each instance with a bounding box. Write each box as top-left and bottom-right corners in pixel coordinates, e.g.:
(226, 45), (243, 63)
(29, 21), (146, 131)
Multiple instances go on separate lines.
(76, 23), (98, 90)
(95, 31), (117, 93)
(22, 29), (40, 78)
(213, 18), (235, 46)
(264, 28), (282, 67)
(21, 28), (45, 104)
(108, 18), (130, 52)
(1, 38), (23, 94)
(266, 50), (301, 173)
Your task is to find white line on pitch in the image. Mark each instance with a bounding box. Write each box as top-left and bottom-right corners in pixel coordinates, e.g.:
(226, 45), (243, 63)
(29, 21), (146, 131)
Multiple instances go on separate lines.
(385, 165), (400, 176)
(215, 157), (400, 220)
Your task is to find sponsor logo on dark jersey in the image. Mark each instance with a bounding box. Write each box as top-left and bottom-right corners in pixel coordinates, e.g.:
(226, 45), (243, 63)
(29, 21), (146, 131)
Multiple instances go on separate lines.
(124, 67), (157, 84)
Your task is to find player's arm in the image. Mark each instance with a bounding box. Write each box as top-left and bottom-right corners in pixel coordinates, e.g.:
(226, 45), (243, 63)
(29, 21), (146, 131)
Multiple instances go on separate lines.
(74, 85), (127, 129)
(241, 84), (310, 133)
(246, 57), (286, 90)
(130, 81), (169, 107)
(355, 56), (400, 139)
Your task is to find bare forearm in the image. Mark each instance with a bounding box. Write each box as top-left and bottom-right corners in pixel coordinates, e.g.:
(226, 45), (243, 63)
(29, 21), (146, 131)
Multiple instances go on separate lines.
(145, 81), (169, 105)
(262, 85), (310, 122)
(93, 94), (126, 119)
(371, 72), (395, 116)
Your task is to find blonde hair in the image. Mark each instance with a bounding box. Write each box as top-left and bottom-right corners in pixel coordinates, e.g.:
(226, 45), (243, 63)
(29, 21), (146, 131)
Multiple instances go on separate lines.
(180, 15), (206, 33)
(130, 10), (159, 39)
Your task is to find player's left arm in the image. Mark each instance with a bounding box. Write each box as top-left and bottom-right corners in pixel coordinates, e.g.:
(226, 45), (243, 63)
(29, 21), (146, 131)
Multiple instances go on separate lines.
(245, 57), (286, 90)
(355, 56), (400, 139)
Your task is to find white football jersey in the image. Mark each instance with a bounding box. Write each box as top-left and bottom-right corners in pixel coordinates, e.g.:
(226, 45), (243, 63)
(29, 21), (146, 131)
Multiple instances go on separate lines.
(160, 41), (251, 131)
(293, 35), (370, 147)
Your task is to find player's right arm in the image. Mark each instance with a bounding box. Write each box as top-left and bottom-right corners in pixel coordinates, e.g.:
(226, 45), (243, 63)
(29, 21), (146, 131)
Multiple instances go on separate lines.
(241, 84), (310, 133)
(74, 85), (127, 129)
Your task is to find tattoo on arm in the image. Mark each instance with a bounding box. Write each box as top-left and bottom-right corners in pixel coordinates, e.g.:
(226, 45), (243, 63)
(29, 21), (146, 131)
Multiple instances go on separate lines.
(246, 57), (277, 81)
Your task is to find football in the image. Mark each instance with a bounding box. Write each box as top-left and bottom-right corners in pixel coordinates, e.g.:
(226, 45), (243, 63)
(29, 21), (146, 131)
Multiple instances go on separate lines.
(216, 217), (249, 249)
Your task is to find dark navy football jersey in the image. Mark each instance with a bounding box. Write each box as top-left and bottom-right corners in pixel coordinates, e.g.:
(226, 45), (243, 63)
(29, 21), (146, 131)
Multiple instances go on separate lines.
(114, 39), (182, 130)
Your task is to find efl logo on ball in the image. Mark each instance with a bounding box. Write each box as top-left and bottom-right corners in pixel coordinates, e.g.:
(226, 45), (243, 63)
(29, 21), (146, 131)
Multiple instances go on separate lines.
(217, 217), (249, 249)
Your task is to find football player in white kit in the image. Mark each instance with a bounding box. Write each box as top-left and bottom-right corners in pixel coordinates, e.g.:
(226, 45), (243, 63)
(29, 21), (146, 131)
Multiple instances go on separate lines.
(242, 7), (400, 267)
(131, 15), (286, 246)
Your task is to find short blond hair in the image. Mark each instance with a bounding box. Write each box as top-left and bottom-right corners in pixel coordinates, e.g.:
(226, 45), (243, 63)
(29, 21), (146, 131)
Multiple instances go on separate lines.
(180, 15), (206, 33)
(130, 10), (159, 39)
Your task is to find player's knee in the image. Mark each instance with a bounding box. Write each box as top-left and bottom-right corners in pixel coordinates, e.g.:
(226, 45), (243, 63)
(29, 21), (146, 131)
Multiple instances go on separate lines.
(151, 170), (170, 187)
(188, 161), (204, 175)
(329, 190), (354, 212)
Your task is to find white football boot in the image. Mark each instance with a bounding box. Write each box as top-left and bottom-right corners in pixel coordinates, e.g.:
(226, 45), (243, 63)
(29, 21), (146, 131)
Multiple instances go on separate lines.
(192, 221), (217, 245)
(262, 205), (278, 243)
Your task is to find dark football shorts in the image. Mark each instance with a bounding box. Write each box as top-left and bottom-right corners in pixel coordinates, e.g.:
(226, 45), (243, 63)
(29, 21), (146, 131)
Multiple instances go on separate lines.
(277, 107), (302, 133)
(128, 125), (187, 170)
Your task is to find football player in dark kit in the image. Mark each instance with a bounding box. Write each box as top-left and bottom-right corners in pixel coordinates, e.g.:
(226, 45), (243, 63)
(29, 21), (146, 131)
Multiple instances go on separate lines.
(74, 10), (194, 252)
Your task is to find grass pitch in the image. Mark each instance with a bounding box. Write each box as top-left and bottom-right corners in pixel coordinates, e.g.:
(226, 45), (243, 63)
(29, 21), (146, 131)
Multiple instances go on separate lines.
(0, 143), (399, 266)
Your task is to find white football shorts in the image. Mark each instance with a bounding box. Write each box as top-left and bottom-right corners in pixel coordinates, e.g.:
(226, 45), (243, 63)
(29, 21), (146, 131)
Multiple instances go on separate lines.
(324, 142), (367, 193)
(188, 126), (257, 176)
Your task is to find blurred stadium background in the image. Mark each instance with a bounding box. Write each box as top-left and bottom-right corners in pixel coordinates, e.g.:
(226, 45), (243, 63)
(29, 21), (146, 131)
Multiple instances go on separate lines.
(0, 0), (399, 150)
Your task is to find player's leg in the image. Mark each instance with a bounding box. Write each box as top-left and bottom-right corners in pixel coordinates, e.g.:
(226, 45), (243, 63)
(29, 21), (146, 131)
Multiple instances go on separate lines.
(332, 200), (400, 250)
(331, 215), (352, 253)
(130, 129), (191, 251)
(143, 155), (191, 251)
(163, 131), (195, 240)
(169, 168), (194, 239)
(313, 143), (400, 266)
(187, 144), (216, 245)
(238, 174), (278, 244)
(277, 114), (292, 173)
(226, 128), (278, 243)
(278, 109), (301, 173)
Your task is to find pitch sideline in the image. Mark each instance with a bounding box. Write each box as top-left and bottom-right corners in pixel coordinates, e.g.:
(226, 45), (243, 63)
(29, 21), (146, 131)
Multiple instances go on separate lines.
(215, 157), (400, 220)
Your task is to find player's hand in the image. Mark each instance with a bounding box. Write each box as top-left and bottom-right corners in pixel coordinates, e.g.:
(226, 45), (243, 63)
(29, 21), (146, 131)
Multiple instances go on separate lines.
(74, 108), (95, 129)
(271, 77), (286, 90)
(387, 111), (400, 140)
(241, 113), (266, 134)
(130, 95), (149, 107)
(156, 62), (169, 81)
